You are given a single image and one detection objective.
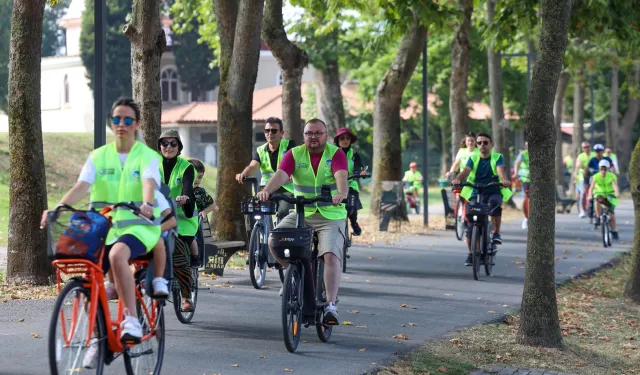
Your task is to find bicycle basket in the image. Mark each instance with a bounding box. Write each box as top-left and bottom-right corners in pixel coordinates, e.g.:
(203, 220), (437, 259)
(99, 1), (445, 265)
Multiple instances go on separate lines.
(466, 202), (489, 220)
(269, 227), (314, 261)
(48, 210), (112, 263)
(240, 197), (277, 215)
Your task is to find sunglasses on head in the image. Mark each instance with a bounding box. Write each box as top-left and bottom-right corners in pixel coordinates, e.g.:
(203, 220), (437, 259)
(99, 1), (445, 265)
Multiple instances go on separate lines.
(161, 140), (178, 148)
(477, 140), (490, 146)
(111, 116), (134, 126)
(264, 128), (280, 134)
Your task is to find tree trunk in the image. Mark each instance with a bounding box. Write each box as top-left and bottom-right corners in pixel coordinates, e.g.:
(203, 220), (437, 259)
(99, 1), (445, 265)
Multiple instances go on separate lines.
(124, 0), (166, 149)
(487, 0), (506, 159)
(554, 71), (570, 188)
(609, 59), (619, 153)
(625, 137), (640, 302)
(6, 0), (52, 285)
(315, 57), (346, 138)
(370, 15), (426, 215)
(516, 0), (572, 348)
(571, 67), (585, 156)
(213, 0), (264, 241)
(440, 125), (450, 177)
(449, 0), (473, 157)
(616, 63), (640, 173)
(262, 0), (308, 145)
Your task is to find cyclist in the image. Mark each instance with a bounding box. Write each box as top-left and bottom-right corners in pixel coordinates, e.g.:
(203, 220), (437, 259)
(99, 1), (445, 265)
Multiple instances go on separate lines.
(40, 97), (163, 343)
(236, 117), (296, 222)
(587, 144), (615, 176)
(446, 132), (477, 179)
(573, 141), (596, 218)
(604, 147), (619, 174)
(587, 159), (620, 240)
(512, 141), (530, 230)
(257, 118), (348, 325)
(402, 162), (423, 203)
(452, 133), (512, 266)
(157, 129), (198, 311)
(334, 127), (365, 236)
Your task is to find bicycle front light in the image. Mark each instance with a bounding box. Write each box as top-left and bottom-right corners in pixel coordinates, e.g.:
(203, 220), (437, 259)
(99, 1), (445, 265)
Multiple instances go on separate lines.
(254, 215), (261, 220)
(473, 215), (478, 222)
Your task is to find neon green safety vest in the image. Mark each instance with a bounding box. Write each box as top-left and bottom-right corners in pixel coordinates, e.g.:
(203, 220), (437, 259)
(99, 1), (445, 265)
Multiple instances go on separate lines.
(593, 171), (618, 205)
(89, 141), (162, 251)
(456, 148), (476, 172)
(518, 151), (530, 182)
(258, 140), (293, 193)
(403, 170), (423, 189)
(168, 156), (199, 236)
(576, 151), (596, 183)
(460, 152), (513, 202)
(345, 148), (359, 192)
(291, 144), (347, 220)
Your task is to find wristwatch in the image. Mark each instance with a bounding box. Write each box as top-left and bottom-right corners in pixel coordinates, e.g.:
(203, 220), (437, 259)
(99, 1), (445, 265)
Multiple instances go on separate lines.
(143, 202), (154, 208)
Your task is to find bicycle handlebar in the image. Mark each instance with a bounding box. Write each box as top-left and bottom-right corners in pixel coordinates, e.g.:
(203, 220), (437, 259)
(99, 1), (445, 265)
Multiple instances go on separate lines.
(47, 201), (155, 224)
(269, 194), (333, 206)
(348, 174), (370, 180)
(242, 176), (259, 183)
(456, 181), (503, 189)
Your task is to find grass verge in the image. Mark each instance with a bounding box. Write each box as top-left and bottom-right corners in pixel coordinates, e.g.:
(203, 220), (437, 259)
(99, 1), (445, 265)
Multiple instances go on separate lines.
(376, 254), (640, 375)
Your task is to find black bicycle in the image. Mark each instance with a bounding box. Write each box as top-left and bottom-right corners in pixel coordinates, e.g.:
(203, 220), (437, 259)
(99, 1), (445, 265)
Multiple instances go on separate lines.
(269, 193), (342, 353)
(594, 198), (613, 247)
(342, 173), (369, 273)
(457, 181), (502, 281)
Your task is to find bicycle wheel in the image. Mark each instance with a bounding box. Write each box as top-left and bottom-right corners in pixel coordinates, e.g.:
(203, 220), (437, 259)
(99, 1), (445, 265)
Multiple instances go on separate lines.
(282, 264), (302, 353)
(602, 215), (610, 248)
(315, 259), (333, 342)
(471, 226), (481, 281)
(249, 225), (267, 289)
(342, 221), (349, 273)
(49, 279), (106, 375)
(172, 267), (197, 324)
(455, 199), (465, 241)
(124, 270), (165, 375)
(606, 216), (612, 246)
(484, 222), (494, 276)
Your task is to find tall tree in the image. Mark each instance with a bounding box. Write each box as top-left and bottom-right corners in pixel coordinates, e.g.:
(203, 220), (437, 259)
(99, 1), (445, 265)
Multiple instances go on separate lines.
(262, 0), (308, 144)
(571, 67), (585, 154)
(80, 0), (132, 110)
(6, 0), (52, 284)
(554, 71), (570, 188)
(486, 0), (506, 163)
(516, 0), (572, 348)
(625, 136), (640, 302)
(213, 0), (264, 241)
(449, 0), (473, 156)
(124, 0), (166, 148)
(313, 30), (344, 138)
(41, 0), (70, 57)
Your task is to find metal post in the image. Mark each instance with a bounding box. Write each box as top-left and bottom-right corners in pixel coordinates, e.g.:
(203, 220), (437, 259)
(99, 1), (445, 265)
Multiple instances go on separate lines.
(589, 74), (595, 144)
(94, 0), (107, 149)
(422, 35), (428, 226)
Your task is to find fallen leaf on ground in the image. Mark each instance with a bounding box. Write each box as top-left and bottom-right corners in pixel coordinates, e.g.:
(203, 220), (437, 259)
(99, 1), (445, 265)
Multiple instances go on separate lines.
(260, 355), (266, 358)
(349, 309), (359, 314)
(359, 348), (366, 352)
(366, 256), (373, 260)
(31, 333), (41, 338)
(488, 311), (496, 314)
(563, 250), (572, 254)
(392, 333), (409, 340)
(408, 322), (417, 326)
(365, 280), (372, 283)
(232, 364), (239, 367)
(400, 304), (417, 309)
(284, 369), (293, 372)
(17, 318), (24, 322)
(512, 261), (525, 265)
(437, 365), (448, 373)
(356, 325), (368, 328)
(342, 321), (353, 325)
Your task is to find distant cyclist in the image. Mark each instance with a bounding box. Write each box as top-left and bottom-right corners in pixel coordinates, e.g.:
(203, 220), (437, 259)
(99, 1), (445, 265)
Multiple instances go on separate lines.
(403, 162), (423, 201)
(572, 141), (595, 218)
(446, 132), (477, 179)
(587, 159), (620, 240)
(512, 142), (530, 230)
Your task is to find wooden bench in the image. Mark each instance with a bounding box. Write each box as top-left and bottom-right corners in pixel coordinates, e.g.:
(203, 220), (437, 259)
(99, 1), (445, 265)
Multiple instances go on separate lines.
(556, 185), (576, 213)
(441, 188), (456, 230)
(196, 217), (246, 276)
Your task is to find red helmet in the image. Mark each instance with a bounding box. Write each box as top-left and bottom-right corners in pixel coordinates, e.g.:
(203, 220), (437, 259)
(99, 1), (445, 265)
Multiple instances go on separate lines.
(409, 162), (418, 168)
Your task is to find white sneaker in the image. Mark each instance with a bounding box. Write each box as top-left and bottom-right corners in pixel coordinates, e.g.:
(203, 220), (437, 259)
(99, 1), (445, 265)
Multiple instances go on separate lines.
(82, 338), (99, 369)
(521, 218), (528, 230)
(105, 282), (118, 300)
(279, 286), (284, 296)
(152, 277), (168, 297)
(323, 302), (339, 325)
(579, 211), (586, 218)
(120, 315), (143, 344)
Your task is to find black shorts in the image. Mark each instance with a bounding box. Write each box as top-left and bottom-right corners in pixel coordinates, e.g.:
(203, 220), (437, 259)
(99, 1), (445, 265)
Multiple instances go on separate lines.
(466, 193), (503, 239)
(103, 234), (148, 273)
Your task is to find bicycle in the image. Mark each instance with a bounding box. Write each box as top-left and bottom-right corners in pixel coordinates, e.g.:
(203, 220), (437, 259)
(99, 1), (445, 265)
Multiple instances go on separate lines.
(456, 182), (502, 281)
(594, 199), (613, 248)
(46, 203), (165, 375)
(404, 181), (420, 214)
(268, 192), (344, 353)
(453, 188), (467, 241)
(342, 173), (369, 273)
(242, 176), (286, 289)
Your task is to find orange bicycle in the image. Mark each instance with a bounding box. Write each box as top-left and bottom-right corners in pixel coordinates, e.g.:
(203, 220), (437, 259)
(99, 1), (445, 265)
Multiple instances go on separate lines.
(452, 189), (468, 241)
(46, 203), (165, 375)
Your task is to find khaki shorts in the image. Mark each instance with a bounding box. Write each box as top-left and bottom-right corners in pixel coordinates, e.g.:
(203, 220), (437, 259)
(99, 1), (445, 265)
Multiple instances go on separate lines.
(275, 212), (346, 261)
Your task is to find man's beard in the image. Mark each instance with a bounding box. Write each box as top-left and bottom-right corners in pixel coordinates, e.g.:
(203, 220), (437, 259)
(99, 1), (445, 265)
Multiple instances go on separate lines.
(307, 140), (325, 152)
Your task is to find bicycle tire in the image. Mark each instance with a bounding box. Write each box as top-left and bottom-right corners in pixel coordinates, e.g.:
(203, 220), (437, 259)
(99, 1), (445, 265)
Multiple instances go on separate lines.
(172, 267), (198, 324)
(455, 199), (465, 241)
(601, 214), (610, 248)
(249, 225), (267, 289)
(124, 281), (165, 375)
(342, 221), (349, 273)
(471, 226), (481, 281)
(484, 222), (494, 276)
(49, 280), (106, 375)
(606, 216), (612, 246)
(282, 264), (302, 353)
(315, 259), (333, 342)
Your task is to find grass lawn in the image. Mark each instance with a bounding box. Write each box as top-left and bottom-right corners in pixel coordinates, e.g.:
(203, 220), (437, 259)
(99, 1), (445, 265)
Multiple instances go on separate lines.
(377, 253), (640, 375)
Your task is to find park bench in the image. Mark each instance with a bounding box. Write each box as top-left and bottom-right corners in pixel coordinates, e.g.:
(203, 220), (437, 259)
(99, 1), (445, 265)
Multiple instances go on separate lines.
(196, 217), (246, 276)
(441, 188), (456, 230)
(556, 184), (576, 213)
(378, 181), (407, 232)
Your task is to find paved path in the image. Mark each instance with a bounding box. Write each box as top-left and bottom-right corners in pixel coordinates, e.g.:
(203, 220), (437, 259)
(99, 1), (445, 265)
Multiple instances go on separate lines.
(0, 201), (632, 375)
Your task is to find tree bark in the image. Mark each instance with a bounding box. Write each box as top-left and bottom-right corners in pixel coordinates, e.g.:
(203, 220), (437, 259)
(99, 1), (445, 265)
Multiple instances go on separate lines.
(609, 59), (619, 153)
(516, 0), (572, 349)
(571, 67), (585, 156)
(370, 15), (426, 215)
(315, 56), (346, 138)
(554, 71), (570, 188)
(262, 0), (308, 145)
(213, 0), (264, 241)
(625, 137), (640, 302)
(124, 0), (166, 149)
(6, 0), (52, 285)
(487, 0), (506, 160)
(616, 63), (640, 173)
(449, 0), (473, 157)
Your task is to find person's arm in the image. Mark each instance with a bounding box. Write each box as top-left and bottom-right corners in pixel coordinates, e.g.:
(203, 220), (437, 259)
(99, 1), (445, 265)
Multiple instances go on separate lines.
(353, 151), (363, 174)
(496, 165), (511, 187)
(453, 166), (471, 184)
(179, 165), (195, 217)
(587, 177), (596, 198)
(330, 149), (349, 205)
(613, 179), (620, 198)
(236, 160), (261, 183)
(448, 160), (461, 176)
(261, 170), (289, 197)
(513, 160), (521, 179)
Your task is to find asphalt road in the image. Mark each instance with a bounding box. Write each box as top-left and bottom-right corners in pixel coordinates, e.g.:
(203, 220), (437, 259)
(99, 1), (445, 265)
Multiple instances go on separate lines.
(0, 201), (633, 375)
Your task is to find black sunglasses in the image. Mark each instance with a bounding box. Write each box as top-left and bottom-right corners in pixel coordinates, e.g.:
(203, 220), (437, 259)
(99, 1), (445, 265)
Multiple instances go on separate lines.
(477, 140), (490, 146)
(111, 116), (134, 126)
(264, 128), (280, 134)
(161, 140), (179, 148)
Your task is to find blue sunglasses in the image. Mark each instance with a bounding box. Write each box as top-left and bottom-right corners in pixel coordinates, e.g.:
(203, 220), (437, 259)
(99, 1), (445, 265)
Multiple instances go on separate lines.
(111, 116), (135, 126)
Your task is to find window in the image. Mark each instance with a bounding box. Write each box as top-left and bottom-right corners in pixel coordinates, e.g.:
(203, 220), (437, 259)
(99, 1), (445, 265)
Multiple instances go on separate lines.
(63, 74), (70, 105)
(201, 132), (217, 143)
(161, 69), (180, 103)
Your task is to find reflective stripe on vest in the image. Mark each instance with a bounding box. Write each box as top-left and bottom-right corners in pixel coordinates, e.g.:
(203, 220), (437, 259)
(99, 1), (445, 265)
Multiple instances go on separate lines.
(345, 148), (359, 192)
(258, 140), (293, 193)
(168, 156), (199, 236)
(460, 151), (513, 202)
(291, 144), (347, 220)
(89, 141), (161, 250)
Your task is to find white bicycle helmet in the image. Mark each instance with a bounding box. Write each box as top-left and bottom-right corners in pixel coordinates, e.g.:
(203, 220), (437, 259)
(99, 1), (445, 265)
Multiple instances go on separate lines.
(598, 159), (610, 169)
(593, 144), (605, 152)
